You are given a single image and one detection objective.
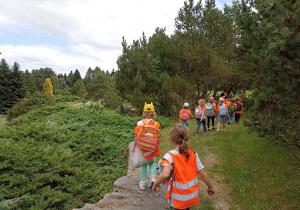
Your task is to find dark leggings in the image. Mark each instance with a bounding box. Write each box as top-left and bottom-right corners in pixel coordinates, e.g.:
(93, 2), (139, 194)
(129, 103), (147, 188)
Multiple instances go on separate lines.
(207, 116), (215, 129)
(173, 207), (190, 210)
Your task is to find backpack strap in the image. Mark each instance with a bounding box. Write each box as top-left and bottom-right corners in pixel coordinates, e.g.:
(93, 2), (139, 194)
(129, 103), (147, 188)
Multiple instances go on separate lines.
(142, 119), (149, 125)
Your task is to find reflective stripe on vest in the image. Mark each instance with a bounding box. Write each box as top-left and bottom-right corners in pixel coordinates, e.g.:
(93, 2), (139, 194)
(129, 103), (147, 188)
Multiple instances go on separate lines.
(173, 177), (198, 190)
(172, 189), (200, 201)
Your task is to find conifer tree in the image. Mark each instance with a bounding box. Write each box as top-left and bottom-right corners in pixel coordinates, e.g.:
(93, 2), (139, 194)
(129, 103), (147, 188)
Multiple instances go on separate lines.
(31, 67), (56, 91)
(50, 75), (59, 94)
(0, 59), (13, 113)
(73, 69), (82, 84)
(10, 62), (25, 101)
(23, 70), (37, 97)
(58, 77), (68, 90)
(250, 0), (300, 144)
(71, 79), (86, 98)
(42, 78), (53, 95)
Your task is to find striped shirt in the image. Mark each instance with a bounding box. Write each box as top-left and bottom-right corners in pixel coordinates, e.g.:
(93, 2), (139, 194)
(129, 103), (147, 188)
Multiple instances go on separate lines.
(162, 150), (204, 171)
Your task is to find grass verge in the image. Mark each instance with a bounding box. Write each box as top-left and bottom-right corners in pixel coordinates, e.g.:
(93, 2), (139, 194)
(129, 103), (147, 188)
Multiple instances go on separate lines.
(158, 116), (300, 210)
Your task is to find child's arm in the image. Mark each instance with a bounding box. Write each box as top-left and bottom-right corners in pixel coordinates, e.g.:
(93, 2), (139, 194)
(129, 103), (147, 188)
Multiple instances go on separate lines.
(189, 110), (195, 118)
(198, 169), (215, 197)
(152, 166), (172, 193)
(201, 109), (205, 121)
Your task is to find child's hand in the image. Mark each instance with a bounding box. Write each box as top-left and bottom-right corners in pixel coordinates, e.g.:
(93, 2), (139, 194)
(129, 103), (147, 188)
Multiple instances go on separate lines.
(207, 188), (215, 197)
(152, 183), (161, 193)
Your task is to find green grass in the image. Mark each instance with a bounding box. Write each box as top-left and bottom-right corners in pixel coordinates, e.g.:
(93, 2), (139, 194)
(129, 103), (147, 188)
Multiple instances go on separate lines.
(158, 116), (300, 210)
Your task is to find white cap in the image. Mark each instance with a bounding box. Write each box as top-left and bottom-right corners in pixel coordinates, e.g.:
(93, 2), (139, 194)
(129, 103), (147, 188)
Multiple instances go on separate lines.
(183, 102), (189, 107)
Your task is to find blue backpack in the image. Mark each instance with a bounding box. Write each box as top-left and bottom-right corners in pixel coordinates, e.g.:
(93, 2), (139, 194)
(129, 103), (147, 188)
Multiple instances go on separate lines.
(219, 104), (227, 116)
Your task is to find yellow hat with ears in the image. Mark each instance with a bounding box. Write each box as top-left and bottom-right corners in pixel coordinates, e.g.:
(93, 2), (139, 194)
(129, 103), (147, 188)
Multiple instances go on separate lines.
(143, 102), (155, 112)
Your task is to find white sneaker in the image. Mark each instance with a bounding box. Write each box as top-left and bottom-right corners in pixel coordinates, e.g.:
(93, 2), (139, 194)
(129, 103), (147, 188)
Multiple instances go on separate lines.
(223, 129), (226, 131)
(217, 128), (219, 132)
(149, 175), (156, 188)
(139, 181), (147, 190)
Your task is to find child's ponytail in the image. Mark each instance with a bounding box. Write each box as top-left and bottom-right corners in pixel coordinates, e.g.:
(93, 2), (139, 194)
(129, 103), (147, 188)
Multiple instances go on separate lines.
(167, 124), (190, 161)
(179, 140), (190, 161)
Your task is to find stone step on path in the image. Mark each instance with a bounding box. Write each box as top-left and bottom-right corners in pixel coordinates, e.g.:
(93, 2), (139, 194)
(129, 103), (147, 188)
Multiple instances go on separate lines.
(74, 142), (170, 210)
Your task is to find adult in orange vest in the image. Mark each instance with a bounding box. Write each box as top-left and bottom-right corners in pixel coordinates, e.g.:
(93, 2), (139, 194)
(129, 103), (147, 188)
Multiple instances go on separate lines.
(152, 124), (214, 209)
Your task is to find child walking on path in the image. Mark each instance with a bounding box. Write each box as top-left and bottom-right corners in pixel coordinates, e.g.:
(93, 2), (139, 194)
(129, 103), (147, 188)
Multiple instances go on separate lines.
(179, 102), (195, 129)
(217, 98), (229, 132)
(235, 98), (243, 124)
(152, 124), (215, 210)
(195, 99), (207, 136)
(228, 98), (236, 125)
(134, 102), (161, 190)
(206, 97), (216, 130)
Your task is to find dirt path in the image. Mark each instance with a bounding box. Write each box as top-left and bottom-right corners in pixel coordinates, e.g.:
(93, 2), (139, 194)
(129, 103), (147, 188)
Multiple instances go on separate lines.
(200, 152), (231, 209)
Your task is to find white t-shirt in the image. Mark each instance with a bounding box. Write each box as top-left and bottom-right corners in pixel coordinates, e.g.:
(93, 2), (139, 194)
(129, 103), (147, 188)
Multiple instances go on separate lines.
(137, 118), (153, 126)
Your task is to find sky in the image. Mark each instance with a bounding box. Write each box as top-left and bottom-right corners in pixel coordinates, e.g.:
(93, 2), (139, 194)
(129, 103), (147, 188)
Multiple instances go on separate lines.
(0, 0), (233, 76)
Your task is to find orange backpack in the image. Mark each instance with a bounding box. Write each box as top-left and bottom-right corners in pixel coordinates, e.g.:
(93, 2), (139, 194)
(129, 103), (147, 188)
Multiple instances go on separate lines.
(136, 119), (160, 153)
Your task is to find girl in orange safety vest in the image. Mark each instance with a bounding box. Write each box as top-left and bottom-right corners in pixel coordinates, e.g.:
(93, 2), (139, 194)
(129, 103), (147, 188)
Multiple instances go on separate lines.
(152, 124), (214, 210)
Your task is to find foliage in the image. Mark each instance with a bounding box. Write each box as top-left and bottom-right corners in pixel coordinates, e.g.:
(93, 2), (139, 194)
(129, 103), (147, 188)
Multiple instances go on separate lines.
(50, 75), (59, 95)
(31, 67), (56, 91)
(248, 0), (300, 144)
(0, 97), (170, 209)
(85, 69), (121, 108)
(42, 78), (54, 95)
(23, 70), (37, 97)
(7, 92), (55, 120)
(71, 80), (87, 98)
(0, 59), (25, 114)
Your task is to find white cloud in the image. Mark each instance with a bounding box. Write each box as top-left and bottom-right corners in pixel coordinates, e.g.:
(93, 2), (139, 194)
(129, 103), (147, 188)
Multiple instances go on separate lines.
(0, 0), (231, 76)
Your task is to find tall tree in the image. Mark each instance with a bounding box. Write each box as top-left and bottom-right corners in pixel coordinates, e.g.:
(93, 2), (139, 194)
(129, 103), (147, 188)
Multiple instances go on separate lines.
(67, 71), (74, 87)
(50, 75), (59, 94)
(42, 78), (53, 95)
(58, 77), (68, 90)
(23, 70), (37, 97)
(0, 59), (13, 113)
(71, 79), (87, 98)
(31, 67), (56, 91)
(10, 62), (25, 101)
(0, 60), (25, 113)
(249, 0), (300, 144)
(73, 69), (82, 84)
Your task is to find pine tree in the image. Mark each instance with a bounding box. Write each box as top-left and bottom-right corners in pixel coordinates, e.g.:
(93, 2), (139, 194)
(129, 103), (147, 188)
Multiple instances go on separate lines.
(250, 0), (300, 144)
(42, 78), (53, 95)
(31, 67), (56, 91)
(10, 62), (25, 102)
(0, 59), (12, 113)
(50, 75), (59, 94)
(23, 70), (37, 97)
(71, 79), (86, 98)
(58, 78), (68, 90)
(73, 69), (82, 84)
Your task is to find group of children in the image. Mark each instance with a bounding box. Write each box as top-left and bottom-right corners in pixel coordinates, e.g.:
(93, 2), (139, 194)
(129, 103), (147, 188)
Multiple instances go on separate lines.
(132, 98), (243, 209)
(179, 96), (243, 134)
(133, 102), (216, 210)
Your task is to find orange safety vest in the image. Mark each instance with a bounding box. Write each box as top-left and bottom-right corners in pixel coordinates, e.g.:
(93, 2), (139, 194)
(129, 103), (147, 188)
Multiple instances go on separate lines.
(165, 149), (199, 209)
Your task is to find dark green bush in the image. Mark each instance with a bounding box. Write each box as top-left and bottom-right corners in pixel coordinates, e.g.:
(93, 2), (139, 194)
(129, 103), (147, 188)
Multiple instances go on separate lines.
(0, 103), (170, 209)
